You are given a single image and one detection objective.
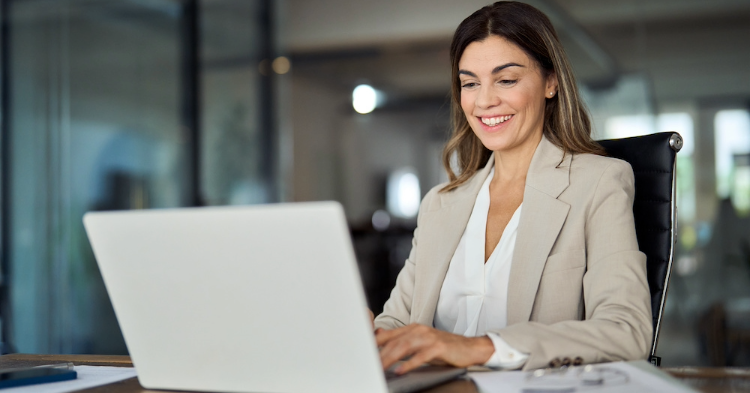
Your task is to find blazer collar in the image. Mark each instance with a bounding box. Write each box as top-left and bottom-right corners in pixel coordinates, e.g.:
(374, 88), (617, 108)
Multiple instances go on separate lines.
(507, 136), (572, 324)
(525, 135), (571, 198)
(415, 135), (572, 325)
(434, 135), (571, 208)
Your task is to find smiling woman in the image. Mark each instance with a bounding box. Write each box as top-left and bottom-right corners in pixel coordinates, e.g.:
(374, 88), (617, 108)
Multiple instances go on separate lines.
(373, 1), (652, 373)
(457, 36), (555, 157)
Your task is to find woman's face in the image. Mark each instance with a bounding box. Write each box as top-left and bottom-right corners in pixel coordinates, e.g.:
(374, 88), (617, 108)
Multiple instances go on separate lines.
(458, 35), (557, 154)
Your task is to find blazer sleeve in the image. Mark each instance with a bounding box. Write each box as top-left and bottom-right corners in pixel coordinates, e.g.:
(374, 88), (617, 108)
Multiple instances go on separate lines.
(373, 186), (439, 330)
(493, 159), (653, 370)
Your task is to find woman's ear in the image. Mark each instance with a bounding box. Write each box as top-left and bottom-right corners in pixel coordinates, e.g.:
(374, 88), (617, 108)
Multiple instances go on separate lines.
(545, 72), (559, 97)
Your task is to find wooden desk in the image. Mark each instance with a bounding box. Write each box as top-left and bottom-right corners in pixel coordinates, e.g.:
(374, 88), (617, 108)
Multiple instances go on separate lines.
(2, 354), (749, 393)
(661, 365), (750, 393)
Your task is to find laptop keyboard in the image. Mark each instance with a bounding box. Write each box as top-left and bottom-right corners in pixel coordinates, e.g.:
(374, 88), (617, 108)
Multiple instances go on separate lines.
(385, 369), (405, 381)
(384, 365), (467, 393)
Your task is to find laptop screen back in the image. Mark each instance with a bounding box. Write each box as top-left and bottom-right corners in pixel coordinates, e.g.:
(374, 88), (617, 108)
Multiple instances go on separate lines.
(84, 202), (387, 393)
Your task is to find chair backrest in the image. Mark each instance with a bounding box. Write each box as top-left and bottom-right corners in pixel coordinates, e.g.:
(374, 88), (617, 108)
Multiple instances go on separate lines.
(597, 132), (682, 361)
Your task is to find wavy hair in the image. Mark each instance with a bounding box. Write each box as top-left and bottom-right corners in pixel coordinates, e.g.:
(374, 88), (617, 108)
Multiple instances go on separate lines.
(441, 1), (604, 192)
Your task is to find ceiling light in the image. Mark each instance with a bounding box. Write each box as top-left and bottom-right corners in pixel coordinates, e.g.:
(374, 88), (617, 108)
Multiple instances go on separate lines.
(272, 56), (290, 74)
(352, 84), (378, 114)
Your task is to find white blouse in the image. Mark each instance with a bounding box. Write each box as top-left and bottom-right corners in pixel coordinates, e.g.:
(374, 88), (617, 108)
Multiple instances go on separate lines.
(434, 168), (529, 369)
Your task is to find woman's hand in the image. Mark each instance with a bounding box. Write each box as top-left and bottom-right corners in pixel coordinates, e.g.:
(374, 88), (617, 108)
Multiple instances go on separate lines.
(375, 324), (495, 374)
(368, 309), (375, 329)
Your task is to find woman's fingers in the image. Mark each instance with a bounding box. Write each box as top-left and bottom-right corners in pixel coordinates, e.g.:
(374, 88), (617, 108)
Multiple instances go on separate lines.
(377, 325), (495, 372)
(378, 324), (438, 370)
(375, 324), (412, 346)
(379, 332), (422, 370)
(394, 343), (443, 374)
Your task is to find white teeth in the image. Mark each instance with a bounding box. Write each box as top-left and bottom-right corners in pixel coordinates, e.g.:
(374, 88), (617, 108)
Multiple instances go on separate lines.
(481, 115), (512, 126)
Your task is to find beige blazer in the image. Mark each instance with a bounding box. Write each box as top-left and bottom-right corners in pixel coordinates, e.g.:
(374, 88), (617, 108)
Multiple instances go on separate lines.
(374, 136), (653, 370)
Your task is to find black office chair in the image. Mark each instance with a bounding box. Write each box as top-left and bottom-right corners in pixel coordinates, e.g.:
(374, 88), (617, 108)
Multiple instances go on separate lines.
(597, 132), (682, 366)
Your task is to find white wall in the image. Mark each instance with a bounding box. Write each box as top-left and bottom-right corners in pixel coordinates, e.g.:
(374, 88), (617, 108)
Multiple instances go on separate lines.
(282, 0), (489, 51)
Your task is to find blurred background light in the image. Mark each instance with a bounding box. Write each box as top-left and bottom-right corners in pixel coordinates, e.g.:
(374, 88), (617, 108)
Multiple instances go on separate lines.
(371, 209), (391, 231)
(352, 84), (378, 114)
(272, 56), (290, 74)
(387, 168), (420, 219)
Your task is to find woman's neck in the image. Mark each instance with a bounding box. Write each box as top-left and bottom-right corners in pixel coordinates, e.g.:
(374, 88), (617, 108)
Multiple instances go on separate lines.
(491, 134), (542, 184)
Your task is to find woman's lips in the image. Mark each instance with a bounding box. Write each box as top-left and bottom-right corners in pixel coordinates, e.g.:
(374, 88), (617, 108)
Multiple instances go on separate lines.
(477, 114), (513, 130)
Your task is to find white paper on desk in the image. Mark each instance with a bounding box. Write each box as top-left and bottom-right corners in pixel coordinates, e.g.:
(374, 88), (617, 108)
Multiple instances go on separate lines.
(1, 366), (138, 393)
(469, 361), (697, 393)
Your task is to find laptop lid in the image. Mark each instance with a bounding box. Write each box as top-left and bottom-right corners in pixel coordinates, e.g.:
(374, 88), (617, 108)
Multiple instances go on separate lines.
(84, 202), (388, 393)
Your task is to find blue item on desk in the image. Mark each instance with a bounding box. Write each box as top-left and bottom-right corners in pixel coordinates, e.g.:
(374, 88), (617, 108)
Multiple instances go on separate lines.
(0, 367), (78, 389)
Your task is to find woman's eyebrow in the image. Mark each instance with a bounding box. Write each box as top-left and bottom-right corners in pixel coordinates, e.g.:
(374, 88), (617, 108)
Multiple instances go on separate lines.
(492, 62), (524, 74)
(458, 63), (525, 78)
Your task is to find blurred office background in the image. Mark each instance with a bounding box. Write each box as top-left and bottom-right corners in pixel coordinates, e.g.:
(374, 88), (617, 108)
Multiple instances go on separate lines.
(0, 0), (749, 367)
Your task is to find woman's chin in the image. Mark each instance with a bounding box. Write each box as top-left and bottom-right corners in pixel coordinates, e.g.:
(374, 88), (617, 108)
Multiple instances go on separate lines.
(475, 134), (514, 152)
(478, 133), (543, 155)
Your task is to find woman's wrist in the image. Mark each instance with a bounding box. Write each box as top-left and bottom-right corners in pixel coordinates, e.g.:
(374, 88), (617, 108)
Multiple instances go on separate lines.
(469, 335), (496, 365)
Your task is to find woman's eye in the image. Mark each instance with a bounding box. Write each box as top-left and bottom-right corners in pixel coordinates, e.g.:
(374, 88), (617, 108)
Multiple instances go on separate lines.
(461, 82), (478, 89)
(498, 79), (517, 87)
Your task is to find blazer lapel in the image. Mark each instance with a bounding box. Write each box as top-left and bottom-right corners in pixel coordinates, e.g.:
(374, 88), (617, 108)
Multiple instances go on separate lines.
(507, 137), (572, 325)
(413, 157), (494, 325)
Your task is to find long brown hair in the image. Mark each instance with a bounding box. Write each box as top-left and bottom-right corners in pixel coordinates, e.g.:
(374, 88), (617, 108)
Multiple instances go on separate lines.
(441, 1), (604, 192)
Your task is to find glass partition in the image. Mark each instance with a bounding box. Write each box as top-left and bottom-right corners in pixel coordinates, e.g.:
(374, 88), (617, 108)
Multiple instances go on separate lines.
(2, 0), (276, 354)
(8, 0), (188, 354)
(201, 0), (275, 205)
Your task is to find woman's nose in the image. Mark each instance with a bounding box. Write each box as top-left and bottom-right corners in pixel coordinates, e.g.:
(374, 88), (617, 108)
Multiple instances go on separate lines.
(476, 85), (500, 109)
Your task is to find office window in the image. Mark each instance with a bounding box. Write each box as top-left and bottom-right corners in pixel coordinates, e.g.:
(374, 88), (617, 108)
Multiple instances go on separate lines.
(581, 74), (654, 139)
(1, 0), (276, 355)
(7, 0), (188, 355)
(201, 0), (275, 205)
(714, 110), (750, 203)
(604, 114), (656, 139)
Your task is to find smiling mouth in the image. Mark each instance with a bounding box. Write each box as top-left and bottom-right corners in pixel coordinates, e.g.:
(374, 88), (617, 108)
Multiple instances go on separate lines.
(480, 115), (513, 126)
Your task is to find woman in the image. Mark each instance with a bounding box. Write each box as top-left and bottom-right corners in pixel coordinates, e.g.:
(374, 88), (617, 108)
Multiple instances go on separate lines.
(373, 1), (652, 372)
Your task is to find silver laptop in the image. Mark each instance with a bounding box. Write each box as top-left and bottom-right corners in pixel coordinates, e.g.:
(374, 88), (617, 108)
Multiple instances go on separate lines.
(83, 202), (465, 393)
